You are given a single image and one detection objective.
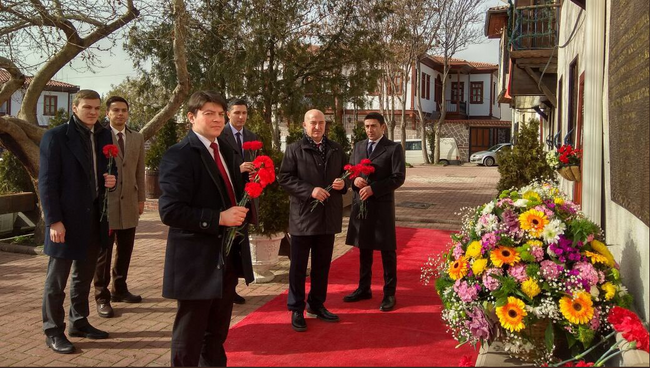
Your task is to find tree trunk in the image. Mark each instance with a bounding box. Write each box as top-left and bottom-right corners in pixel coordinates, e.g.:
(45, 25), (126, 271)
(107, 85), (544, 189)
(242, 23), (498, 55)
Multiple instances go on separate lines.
(414, 61), (430, 164)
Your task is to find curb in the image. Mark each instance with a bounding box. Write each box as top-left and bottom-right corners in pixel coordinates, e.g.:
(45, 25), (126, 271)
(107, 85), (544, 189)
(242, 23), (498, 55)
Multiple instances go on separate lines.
(0, 242), (44, 255)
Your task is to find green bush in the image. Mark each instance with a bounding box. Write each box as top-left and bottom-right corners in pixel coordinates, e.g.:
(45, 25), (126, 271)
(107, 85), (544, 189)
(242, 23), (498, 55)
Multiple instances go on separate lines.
(426, 127), (435, 163)
(351, 121), (367, 147)
(327, 122), (351, 155)
(496, 118), (556, 192)
(0, 150), (34, 194)
(285, 123), (303, 146)
(48, 108), (69, 128)
(145, 119), (179, 171)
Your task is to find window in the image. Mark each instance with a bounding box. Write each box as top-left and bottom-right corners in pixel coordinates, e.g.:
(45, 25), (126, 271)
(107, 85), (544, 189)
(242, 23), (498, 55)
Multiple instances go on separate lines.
(43, 95), (58, 116)
(405, 140), (422, 150)
(451, 82), (464, 103)
(470, 82), (483, 104)
(420, 72), (431, 100)
(492, 82), (496, 105)
(0, 101), (7, 116)
(387, 75), (403, 96)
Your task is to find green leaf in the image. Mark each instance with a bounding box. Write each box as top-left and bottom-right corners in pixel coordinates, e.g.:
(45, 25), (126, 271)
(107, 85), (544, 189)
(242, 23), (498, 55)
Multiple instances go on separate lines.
(495, 297), (508, 307)
(578, 325), (595, 347)
(567, 332), (577, 348)
(545, 322), (555, 352)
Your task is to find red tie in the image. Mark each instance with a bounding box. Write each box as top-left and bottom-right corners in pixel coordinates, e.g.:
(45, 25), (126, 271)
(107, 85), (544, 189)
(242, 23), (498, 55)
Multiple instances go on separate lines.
(210, 142), (236, 206)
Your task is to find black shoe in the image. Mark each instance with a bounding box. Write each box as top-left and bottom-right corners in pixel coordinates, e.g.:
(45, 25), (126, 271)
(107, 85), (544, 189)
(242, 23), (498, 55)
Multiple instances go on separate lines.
(233, 293), (246, 305)
(379, 295), (396, 312)
(306, 306), (340, 322)
(111, 291), (142, 303)
(45, 334), (75, 354)
(343, 288), (372, 302)
(97, 302), (114, 318)
(68, 324), (109, 339)
(291, 311), (307, 332)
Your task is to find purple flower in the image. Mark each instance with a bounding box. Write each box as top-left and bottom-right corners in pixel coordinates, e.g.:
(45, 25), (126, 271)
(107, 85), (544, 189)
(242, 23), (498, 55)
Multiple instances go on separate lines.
(465, 306), (492, 340)
(541, 260), (561, 279)
(535, 205), (554, 219)
(481, 232), (499, 252)
(573, 261), (599, 287)
(482, 268), (503, 291)
(454, 280), (479, 302)
(530, 246), (544, 262)
(589, 307), (601, 331)
(453, 243), (464, 260)
(508, 263), (528, 282)
(548, 235), (582, 263)
(497, 198), (514, 208)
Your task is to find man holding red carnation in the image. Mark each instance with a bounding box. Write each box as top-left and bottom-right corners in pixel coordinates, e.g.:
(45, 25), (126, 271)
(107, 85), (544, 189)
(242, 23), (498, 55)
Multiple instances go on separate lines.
(39, 89), (117, 354)
(278, 109), (349, 332)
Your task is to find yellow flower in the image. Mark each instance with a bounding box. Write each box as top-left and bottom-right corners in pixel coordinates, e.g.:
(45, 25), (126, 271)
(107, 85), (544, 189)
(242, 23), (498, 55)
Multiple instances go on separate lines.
(584, 251), (609, 265)
(490, 246), (520, 267)
(554, 197), (565, 206)
(522, 279), (541, 299)
(590, 240), (615, 267)
(448, 256), (469, 280)
(472, 258), (488, 276)
(519, 209), (549, 237)
(526, 240), (543, 248)
(465, 241), (482, 258)
(601, 282), (617, 301)
(559, 292), (594, 325)
(496, 297), (527, 332)
(523, 190), (541, 204)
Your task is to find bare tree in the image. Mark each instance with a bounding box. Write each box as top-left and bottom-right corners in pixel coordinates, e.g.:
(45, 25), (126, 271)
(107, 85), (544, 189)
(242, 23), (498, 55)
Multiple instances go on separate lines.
(0, 0), (191, 243)
(431, 0), (484, 164)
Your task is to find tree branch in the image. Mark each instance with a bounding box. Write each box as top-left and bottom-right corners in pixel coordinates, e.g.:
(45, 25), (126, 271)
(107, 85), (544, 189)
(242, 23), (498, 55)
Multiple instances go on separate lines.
(0, 56), (26, 107)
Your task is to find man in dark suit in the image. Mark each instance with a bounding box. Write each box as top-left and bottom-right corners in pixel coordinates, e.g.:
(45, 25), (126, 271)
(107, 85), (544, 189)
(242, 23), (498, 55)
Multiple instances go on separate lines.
(158, 90), (253, 367)
(93, 96), (146, 319)
(278, 109), (348, 332)
(221, 98), (260, 305)
(39, 89), (117, 354)
(343, 112), (406, 312)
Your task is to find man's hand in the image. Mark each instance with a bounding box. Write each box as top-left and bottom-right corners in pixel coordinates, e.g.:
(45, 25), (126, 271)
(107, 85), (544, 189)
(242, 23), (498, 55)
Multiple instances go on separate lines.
(331, 178), (344, 191)
(219, 206), (249, 227)
(50, 221), (66, 243)
(359, 185), (374, 201)
(103, 173), (116, 188)
(138, 201), (145, 215)
(354, 177), (368, 189)
(239, 162), (255, 173)
(311, 187), (331, 202)
(248, 170), (257, 182)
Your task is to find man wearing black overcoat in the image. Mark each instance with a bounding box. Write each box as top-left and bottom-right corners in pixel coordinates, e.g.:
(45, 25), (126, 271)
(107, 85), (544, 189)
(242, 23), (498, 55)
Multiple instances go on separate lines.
(278, 109), (348, 332)
(158, 90), (253, 367)
(344, 112), (406, 312)
(39, 89), (117, 354)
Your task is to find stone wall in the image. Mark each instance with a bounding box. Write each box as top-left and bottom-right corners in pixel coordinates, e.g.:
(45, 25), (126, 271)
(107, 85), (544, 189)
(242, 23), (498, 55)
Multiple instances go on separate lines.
(440, 122), (470, 162)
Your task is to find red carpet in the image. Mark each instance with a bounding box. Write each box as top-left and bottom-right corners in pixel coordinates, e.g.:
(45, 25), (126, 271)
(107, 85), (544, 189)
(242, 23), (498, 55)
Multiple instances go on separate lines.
(225, 227), (478, 367)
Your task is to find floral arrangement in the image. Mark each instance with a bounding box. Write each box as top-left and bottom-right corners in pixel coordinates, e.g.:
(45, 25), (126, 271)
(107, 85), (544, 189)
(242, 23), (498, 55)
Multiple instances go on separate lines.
(224, 154), (276, 256)
(100, 144), (119, 222)
(422, 181), (637, 365)
(309, 158), (374, 212)
(546, 145), (582, 170)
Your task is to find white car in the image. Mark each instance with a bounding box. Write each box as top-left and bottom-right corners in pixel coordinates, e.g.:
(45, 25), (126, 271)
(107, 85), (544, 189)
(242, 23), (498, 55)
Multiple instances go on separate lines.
(469, 143), (512, 167)
(404, 138), (460, 165)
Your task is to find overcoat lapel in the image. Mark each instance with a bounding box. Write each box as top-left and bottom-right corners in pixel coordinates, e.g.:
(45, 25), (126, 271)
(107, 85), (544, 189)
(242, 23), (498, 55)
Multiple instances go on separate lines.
(65, 121), (92, 181)
(188, 131), (230, 208)
(369, 136), (387, 160)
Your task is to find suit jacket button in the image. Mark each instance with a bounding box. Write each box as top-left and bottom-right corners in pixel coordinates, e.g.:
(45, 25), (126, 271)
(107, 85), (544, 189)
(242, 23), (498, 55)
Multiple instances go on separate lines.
(201, 222), (208, 228)
(217, 265), (221, 270)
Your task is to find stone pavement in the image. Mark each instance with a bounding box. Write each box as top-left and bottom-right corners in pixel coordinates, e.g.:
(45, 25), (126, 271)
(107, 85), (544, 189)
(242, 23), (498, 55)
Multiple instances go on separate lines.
(0, 164), (499, 367)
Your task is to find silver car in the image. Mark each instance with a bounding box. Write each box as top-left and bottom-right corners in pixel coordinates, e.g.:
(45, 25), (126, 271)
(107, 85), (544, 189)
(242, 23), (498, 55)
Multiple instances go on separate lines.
(470, 143), (512, 167)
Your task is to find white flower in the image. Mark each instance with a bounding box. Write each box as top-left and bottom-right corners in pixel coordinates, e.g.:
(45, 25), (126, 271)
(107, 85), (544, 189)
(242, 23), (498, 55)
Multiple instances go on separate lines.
(541, 219), (566, 243)
(513, 199), (529, 208)
(481, 201), (495, 215)
(590, 285), (600, 299)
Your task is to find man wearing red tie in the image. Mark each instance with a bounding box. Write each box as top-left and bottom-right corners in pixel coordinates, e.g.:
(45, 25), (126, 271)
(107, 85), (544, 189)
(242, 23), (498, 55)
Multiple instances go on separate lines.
(158, 90), (253, 366)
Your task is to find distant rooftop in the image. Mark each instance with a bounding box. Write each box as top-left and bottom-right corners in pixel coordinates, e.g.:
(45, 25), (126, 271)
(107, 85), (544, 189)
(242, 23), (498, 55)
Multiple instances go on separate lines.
(0, 69), (80, 92)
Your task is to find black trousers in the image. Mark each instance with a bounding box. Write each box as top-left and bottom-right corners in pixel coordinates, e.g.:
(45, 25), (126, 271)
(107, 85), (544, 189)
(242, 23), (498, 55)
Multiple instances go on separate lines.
(358, 248), (397, 297)
(42, 203), (102, 337)
(171, 250), (240, 367)
(287, 234), (335, 312)
(94, 227), (137, 302)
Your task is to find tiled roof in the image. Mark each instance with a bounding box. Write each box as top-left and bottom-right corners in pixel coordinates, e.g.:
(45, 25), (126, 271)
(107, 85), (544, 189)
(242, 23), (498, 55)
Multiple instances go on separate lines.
(425, 56), (498, 70)
(0, 69), (79, 89)
(446, 119), (512, 127)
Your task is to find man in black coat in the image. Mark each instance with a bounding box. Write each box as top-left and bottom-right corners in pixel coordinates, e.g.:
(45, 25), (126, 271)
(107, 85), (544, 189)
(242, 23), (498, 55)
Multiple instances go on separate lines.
(343, 112), (406, 312)
(158, 90), (252, 367)
(221, 98), (260, 305)
(39, 89), (117, 354)
(278, 109), (348, 332)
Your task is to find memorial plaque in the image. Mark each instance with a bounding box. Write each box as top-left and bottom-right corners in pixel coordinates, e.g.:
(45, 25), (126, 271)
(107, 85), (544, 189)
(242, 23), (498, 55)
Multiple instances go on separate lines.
(608, 0), (649, 226)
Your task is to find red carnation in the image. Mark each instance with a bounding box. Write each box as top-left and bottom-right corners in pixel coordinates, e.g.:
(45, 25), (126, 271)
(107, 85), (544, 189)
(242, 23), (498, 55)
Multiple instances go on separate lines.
(245, 182), (264, 199)
(243, 140), (263, 151)
(257, 167), (276, 188)
(608, 307), (650, 352)
(360, 158), (372, 165)
(344, 164), (353, 171)
(361, 165), (375, 175)
(458, 355), (474, 367)
(574, 361), (594, 367)
(253, 155), (274, 170)
(103, 144), (119, 158)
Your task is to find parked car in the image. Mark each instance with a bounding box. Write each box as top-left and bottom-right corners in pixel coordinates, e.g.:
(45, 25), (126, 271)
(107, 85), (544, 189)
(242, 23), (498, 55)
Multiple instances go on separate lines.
(404, 138), (460, 165)
(469, 143), (512, 167)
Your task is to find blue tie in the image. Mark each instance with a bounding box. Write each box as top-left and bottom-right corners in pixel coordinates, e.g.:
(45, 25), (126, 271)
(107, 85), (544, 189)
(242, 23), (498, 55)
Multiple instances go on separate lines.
(367, 141), (375, 157)
(235, 132), (244, 158)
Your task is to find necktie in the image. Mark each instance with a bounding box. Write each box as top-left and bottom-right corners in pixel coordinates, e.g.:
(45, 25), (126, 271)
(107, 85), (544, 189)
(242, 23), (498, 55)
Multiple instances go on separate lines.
(210, 142), (237, 206)
(367, 141), (375, 157)
(117, 132), (125, 156)
(235, 132), (244, 159)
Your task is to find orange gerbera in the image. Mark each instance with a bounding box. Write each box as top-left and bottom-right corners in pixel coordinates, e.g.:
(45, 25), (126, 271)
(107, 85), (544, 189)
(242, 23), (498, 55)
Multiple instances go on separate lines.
(490, 246), (520, 267)
(448, 256), (469, 280)
(559, 292), (594, 325)
(496, 296), (527, 332)
(519, 209), (549, 237)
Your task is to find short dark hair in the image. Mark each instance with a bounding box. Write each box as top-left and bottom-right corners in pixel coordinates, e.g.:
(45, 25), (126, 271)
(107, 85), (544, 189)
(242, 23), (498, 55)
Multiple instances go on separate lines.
(73, 89), (101, 106)
(105, 96), (129, 110)
(364, 112), (385, 125)
(228, 98), (248, 111)
(187, 90), (227, 115)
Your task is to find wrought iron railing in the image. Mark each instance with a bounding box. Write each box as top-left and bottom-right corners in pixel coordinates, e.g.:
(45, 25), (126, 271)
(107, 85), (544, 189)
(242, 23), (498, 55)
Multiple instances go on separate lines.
(510, 1), (560, 51)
